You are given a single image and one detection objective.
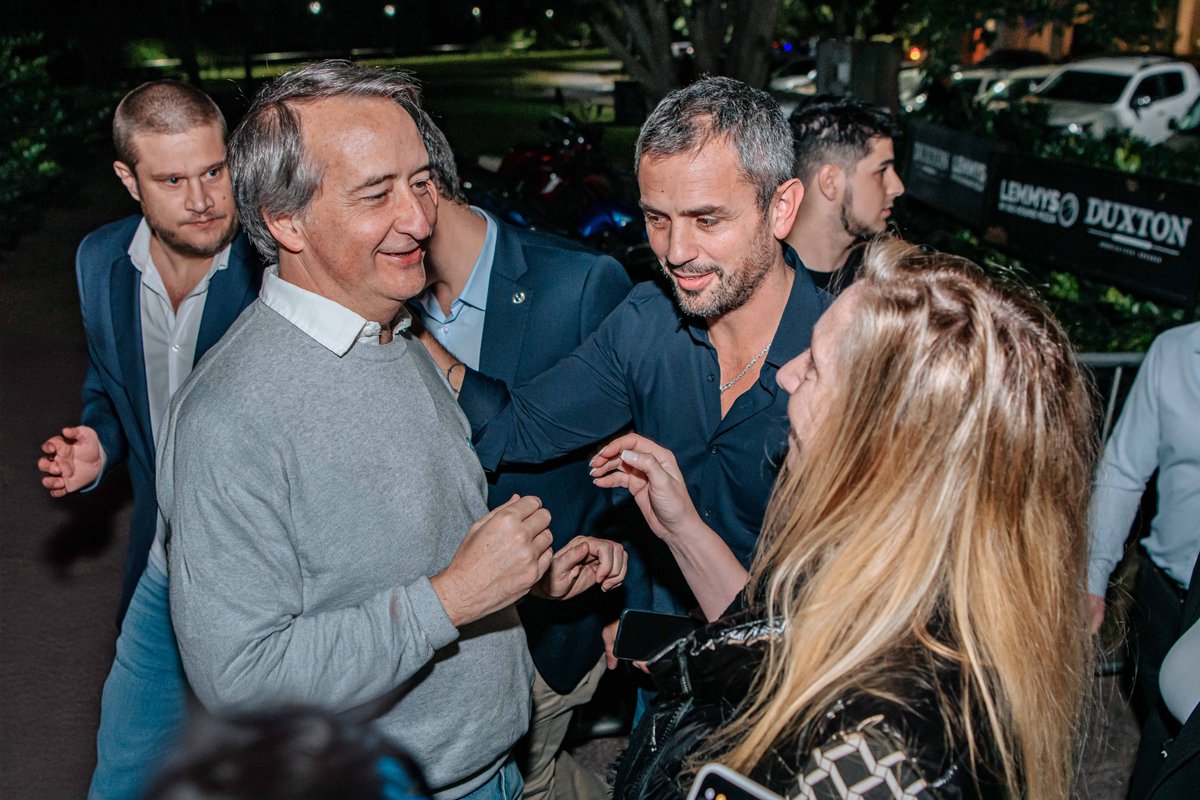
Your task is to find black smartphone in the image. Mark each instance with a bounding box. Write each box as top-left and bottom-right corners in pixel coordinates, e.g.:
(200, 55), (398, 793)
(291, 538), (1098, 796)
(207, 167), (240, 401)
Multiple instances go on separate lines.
(686, 763), (783, 800)
(613, 609), (702, 661)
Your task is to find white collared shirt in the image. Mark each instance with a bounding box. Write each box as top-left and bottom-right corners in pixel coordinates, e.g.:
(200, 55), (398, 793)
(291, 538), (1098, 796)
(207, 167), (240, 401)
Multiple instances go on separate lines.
(131, 218), (231, 576)
(257, 266), (412, 353)
(129, 219), (231, 443)
(149, 265), (412, 574)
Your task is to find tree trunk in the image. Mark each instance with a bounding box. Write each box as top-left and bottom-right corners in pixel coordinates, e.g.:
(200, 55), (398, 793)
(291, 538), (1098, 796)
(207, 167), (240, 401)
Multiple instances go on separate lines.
(590, 0), (785, 103)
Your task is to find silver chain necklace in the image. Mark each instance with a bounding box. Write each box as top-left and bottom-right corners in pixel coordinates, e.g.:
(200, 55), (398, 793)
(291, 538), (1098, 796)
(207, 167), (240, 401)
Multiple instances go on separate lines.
(720, 343), (770, 393)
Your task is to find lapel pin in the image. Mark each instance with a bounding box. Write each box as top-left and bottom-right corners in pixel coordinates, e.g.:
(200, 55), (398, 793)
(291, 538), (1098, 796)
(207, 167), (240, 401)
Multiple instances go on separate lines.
(512, 291), (526, 305)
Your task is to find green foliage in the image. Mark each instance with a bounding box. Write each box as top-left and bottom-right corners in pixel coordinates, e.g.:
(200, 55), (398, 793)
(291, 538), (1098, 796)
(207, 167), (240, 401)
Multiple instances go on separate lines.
(777, 1), (839, 39)
(906, 217), (1184, 351)
(0, 34), (115, 248)
(124, 39), (172, 64)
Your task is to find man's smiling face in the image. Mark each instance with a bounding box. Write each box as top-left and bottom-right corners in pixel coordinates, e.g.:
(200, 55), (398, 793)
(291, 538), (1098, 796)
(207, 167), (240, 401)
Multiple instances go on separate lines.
(638, 135), (778, 320)
(283, 95), (438, 322)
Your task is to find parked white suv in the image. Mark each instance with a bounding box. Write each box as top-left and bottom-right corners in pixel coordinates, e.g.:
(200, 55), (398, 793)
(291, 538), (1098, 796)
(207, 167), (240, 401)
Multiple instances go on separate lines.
(1030, 56), (1200, 144)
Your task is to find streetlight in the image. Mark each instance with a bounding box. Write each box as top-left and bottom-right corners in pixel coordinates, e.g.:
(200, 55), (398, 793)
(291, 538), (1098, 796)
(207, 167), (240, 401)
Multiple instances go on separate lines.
(545, 8), (554, 19)
(308, 1), (321, 14)
(384, 3), (396, 16)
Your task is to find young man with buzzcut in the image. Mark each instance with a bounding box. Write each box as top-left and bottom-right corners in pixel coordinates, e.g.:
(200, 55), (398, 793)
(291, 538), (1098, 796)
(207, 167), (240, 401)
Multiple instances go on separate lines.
(36, 79), (262, 798)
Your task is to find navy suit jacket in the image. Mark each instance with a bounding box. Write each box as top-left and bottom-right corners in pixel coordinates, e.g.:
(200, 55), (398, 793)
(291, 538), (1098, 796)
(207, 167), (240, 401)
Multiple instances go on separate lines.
(76, 214), (262, 624)
(473, 220), (632, 693)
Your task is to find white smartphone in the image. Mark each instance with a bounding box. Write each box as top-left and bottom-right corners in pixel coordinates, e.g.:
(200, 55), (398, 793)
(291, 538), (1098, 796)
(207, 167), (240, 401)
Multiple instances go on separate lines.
(686, 763), (783, 800)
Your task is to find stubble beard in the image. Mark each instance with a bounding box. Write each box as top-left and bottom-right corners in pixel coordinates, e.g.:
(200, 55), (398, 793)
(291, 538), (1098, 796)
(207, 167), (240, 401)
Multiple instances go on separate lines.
(663, 214), (778, 319)
(839, 183), (884, 241)
(142, 200), (239, 260)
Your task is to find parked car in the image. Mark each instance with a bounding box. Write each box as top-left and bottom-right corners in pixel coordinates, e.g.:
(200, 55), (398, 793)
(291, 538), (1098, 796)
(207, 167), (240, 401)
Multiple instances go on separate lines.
(951, 67), (1005, 104)
(1028, 56), (1200, 144)
(768, 57), (817, 94)
(983, 64), (1059, 109)
(949, 50), (1054, 107)
(1163, 94), (1200, 155)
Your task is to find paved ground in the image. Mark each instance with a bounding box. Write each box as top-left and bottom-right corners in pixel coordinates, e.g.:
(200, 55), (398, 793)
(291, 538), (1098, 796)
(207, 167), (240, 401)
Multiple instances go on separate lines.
(1, 163), (135, 798)
(0, 161), (1140, 799)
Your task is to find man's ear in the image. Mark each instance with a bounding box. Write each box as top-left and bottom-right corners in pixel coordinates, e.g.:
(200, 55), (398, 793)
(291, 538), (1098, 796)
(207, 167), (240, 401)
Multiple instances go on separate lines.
(265, 210), (307, 255)
(816, 163), (843, 203)
(770, 177), (804, 241)
(113, 161), (141, 203)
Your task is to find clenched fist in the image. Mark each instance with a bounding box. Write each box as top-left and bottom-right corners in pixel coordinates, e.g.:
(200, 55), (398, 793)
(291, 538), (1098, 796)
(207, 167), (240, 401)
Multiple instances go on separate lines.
(431, 495), (553, 627)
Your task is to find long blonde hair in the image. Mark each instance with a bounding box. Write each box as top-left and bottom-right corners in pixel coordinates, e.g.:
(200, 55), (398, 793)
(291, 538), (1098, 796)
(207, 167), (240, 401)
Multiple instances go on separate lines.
(716, 241), (1095, 800)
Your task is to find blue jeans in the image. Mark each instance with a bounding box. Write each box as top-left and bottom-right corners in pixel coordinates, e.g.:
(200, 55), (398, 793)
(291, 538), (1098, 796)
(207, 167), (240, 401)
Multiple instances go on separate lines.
(457, 758), (522, 800)
(88, 563), (187, 799)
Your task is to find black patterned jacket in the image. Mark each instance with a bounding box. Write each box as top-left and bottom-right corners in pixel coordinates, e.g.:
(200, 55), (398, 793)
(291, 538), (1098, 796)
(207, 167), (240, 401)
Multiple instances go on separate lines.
(612, 611), (1001, 800)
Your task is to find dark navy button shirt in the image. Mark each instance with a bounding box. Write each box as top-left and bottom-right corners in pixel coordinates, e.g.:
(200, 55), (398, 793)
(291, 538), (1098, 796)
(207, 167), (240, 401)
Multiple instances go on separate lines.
(459, 247), (831, 613)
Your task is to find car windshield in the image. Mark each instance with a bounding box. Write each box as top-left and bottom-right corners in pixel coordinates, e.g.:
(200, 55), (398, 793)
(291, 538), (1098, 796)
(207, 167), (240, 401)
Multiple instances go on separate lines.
(1038, 70), (1130, 104)
(1004, 77), (1040, 99)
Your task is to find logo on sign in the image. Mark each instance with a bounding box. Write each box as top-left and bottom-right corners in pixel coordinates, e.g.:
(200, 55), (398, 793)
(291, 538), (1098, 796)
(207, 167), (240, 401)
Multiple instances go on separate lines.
(997, 178), (1194, 262)
(912, 142), (950, 177)
(950, 154), (987, 193)
(1058, 193), (1079, 228)
(1083, 198), (1192, 255)
(997, 179), (1068, 225)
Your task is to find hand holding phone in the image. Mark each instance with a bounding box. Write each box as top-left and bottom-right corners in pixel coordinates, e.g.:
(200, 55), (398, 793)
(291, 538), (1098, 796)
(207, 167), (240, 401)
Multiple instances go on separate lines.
(613, 609), (702, 661)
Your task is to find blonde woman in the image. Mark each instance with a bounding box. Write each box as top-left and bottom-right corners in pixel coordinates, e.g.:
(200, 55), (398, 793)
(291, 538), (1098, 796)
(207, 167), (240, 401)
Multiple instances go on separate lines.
(595, 240), (1095, 800)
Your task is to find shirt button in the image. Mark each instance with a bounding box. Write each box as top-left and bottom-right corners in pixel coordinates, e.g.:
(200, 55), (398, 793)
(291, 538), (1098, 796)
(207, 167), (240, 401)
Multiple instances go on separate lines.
(170, 344), (180, 352)
(706, 373), (715, 383)
(441, 326), (450, 334)
(703, 508), (712, 519)
(710, 446), (718, 455)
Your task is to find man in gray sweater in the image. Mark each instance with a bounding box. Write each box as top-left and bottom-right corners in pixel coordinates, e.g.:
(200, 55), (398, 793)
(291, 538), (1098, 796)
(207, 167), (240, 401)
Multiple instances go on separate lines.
(157, 62), (625, 800)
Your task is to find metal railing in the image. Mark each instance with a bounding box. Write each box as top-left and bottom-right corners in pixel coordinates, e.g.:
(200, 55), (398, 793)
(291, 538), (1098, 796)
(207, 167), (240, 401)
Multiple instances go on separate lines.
(1078, 351), (1145, 443)
(1078, 351), (1147, 676)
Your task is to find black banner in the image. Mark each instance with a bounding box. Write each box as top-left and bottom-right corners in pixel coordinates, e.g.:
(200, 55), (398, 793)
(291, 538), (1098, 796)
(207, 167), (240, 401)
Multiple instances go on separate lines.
(904, 121), (993, 227)
(985, 155), (1200, 306)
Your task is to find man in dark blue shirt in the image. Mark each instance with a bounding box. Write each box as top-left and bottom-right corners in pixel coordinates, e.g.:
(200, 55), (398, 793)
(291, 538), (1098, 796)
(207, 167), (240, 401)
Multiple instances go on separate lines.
(424, 76), (830, 620)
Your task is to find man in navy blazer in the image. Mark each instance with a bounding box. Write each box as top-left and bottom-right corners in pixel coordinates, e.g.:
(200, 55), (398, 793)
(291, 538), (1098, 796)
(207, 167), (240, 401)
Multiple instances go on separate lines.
(37, 80), (261, 799)
(410, 111), (632, 800)
(48, 215), (260, 618)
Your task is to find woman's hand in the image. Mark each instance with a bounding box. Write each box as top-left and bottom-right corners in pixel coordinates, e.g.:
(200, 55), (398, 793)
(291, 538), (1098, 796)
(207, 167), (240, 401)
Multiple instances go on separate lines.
(591, 432), (749, 622)
(589, 433), (702, 544)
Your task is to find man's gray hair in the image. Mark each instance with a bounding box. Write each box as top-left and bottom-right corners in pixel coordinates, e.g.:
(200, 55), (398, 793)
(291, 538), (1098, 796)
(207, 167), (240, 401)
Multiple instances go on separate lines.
(635, 76), (794, 211)
(409, 106), (467, 205)
(228, 60), (423, 263)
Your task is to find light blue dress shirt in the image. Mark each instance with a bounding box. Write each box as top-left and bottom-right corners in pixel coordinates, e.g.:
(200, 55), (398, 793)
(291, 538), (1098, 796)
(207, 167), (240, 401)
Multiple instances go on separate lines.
(1088, 321), (1200, 595)
(414, 207), (497, 371)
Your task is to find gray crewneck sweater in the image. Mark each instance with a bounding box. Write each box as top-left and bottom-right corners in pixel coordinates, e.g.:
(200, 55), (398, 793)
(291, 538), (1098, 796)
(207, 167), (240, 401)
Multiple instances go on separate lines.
(159, 300), (533, 799)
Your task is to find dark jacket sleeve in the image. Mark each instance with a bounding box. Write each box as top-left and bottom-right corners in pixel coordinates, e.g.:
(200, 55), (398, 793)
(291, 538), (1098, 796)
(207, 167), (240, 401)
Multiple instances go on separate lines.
(459, 282), (650, 472)
(76, 232), (128, 483)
